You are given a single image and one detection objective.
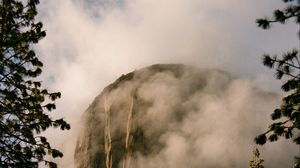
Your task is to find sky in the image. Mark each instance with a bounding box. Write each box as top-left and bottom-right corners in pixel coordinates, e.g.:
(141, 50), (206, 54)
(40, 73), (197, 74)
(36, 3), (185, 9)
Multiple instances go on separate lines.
(34, 0), (299, 167)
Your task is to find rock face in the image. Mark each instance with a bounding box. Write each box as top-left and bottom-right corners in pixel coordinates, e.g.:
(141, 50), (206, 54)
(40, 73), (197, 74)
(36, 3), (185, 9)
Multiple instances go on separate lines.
(74, 64), (280, 168)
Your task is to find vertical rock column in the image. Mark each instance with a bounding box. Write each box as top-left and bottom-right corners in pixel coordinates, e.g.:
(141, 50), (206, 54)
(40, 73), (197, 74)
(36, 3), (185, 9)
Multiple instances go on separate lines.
(104, 96), (112, 168)
(123, 95), (134, 168)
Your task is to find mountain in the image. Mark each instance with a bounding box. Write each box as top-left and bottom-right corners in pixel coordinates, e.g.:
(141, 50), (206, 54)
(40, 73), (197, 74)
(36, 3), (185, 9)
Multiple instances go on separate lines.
(74, 64), (289, 168)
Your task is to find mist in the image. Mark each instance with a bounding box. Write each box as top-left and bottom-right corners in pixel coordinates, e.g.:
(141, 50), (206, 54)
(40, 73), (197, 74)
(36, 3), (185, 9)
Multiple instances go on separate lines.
(34, 0), (299, 167)
(74, 64), (297, 168)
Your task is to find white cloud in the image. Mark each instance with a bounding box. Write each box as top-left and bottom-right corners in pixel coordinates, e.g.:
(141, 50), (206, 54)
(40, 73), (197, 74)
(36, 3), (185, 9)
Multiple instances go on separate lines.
(34, 0), (299, 167)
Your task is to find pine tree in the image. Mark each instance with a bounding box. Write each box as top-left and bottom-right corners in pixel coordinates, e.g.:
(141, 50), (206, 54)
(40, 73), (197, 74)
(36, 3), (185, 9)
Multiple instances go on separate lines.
(249, 147), (265, 168)
(254, 0), (300, 167)
(0, 0), (70, 167)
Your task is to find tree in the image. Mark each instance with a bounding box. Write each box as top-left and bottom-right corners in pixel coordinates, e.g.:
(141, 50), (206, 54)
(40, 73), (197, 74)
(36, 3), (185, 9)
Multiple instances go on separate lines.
(249, 147), (265, 168)
(254, 0), (300, 167)
(0, 0), (70, 167)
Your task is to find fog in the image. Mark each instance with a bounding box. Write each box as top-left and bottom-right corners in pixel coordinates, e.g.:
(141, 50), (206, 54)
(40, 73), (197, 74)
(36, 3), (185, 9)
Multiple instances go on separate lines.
(34, 0), (299, 167)
(74, 64), (297, 168)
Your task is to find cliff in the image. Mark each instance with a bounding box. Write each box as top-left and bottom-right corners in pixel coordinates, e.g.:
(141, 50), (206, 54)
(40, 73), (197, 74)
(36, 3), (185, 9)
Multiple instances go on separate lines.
(74, 64), (281, 168)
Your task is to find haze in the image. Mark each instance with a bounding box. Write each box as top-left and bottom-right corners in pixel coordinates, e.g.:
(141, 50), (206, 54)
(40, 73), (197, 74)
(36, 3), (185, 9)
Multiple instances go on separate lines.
(34, 0), (299, 167)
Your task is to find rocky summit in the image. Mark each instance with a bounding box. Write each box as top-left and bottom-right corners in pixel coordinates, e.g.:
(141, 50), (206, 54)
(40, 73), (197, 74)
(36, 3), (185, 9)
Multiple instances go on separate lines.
(74, 64), (281, 168)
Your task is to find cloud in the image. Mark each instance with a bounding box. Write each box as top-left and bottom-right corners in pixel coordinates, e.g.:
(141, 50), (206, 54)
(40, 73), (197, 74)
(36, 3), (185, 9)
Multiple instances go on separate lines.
(34, 0), (299, 167)
(75, 64), (297, 168)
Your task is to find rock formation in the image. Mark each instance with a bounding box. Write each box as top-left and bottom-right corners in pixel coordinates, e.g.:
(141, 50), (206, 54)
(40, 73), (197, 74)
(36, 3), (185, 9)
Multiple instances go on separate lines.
(75, 64), (283, 168)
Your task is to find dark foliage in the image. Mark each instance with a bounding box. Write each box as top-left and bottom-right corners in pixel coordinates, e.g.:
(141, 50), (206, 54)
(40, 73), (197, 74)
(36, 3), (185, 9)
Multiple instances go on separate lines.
(254, 0), (300, 167)
(249, 147), (265, 168)
(0, 0), (70, 167)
